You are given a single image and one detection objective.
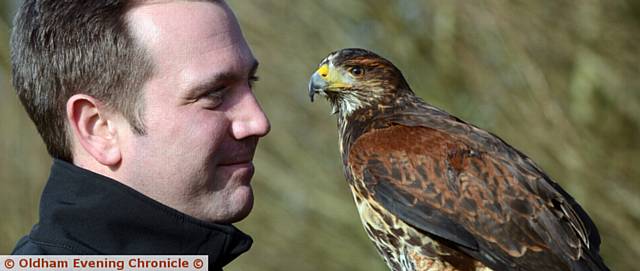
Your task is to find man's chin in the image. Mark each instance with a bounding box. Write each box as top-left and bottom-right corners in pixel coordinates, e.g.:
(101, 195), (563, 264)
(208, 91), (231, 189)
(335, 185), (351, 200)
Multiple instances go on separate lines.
(207, 186), (254, 224)
(226, 189), (254, 223)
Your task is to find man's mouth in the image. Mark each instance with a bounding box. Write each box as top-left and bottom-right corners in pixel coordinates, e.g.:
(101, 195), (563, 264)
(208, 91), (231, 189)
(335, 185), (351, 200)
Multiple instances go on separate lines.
(217, 142), (258, 168)
(215, 159), (255, 185)
(218, 160), (253, 167)
(217, 153), (254, 167)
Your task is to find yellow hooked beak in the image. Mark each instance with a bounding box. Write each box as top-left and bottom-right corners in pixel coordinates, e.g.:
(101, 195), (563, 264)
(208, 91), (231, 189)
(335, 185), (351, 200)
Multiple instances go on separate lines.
(309, 64), (329, 102)
(308, 63), (351, 102)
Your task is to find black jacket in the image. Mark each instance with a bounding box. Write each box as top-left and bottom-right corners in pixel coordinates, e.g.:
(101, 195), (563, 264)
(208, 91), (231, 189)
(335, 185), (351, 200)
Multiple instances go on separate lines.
(12, 159), (252, 270)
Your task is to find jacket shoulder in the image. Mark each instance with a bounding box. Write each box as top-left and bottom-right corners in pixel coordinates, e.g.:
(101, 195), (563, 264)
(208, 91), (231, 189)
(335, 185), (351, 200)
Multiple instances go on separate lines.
(12, 235), (77, 255)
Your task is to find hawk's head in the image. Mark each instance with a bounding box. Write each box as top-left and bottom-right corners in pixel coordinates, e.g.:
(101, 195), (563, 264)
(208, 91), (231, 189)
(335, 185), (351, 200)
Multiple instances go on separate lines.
(309, 48), (412, 116)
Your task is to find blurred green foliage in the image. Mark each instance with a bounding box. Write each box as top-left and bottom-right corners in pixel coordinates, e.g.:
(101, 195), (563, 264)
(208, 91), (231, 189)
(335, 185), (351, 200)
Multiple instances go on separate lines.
(1, 1), (639, 270)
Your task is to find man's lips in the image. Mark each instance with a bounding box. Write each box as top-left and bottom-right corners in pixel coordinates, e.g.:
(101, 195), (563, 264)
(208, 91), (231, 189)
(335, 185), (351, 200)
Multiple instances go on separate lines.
(218, 161), (253, 167)
(217, 142), (258, 167)
(217, 159), (253, 167)
(214, 160), (255, 186)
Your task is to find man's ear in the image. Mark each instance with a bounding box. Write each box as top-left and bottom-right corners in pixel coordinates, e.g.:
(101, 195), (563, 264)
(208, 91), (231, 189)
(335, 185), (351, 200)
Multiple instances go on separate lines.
(66, 94), (122, 166)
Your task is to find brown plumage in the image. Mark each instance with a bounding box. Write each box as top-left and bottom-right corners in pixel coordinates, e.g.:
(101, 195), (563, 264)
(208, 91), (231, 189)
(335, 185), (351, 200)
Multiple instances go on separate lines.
(308, 48), (609, 271)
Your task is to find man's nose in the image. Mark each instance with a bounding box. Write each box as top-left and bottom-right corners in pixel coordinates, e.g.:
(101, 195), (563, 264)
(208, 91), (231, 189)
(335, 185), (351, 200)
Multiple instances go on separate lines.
(230, 88), (271, 140)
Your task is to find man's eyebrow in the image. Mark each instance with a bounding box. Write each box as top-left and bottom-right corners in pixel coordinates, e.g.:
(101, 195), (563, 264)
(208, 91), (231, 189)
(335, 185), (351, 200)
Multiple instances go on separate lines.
(185, 59), (260, 97)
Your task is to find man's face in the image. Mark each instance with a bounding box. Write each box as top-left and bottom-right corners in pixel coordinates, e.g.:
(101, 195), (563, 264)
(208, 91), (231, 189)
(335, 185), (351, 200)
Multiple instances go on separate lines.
(123, 1), (270, 223)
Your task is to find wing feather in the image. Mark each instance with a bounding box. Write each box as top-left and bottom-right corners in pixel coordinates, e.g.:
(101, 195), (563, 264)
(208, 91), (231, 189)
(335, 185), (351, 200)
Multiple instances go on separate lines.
(347, 121), (605, 270)
(367, 168), (479, 250)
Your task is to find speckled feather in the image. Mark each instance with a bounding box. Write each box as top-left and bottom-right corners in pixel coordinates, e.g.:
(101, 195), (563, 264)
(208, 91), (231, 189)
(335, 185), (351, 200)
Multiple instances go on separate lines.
(314, 48), (609, 271)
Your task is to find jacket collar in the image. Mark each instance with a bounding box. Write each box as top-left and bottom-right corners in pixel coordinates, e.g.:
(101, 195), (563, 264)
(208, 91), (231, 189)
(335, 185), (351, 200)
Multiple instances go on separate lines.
(31, 159), (252, 269)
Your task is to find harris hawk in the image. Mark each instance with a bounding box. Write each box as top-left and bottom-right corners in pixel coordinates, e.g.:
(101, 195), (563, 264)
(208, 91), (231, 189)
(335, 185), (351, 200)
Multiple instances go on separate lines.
(308, 48), (609, 271)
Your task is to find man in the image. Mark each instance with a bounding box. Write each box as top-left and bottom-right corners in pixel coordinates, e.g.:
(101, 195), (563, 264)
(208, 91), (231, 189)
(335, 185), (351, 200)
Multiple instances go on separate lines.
(10, 0), (270, 269)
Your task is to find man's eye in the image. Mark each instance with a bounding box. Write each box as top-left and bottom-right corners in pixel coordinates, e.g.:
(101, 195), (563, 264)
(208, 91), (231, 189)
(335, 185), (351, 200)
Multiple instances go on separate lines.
(201, 87), (227, 109)
(248, 75), (260, 88)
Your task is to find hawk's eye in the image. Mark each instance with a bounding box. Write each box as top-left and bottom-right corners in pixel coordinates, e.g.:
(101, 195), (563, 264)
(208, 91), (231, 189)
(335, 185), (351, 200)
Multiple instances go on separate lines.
(349, 66), (365, 77)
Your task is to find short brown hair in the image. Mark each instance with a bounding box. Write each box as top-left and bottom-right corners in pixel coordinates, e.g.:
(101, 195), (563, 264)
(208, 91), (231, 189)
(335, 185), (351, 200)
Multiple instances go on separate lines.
(11, 0), (153, 161)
